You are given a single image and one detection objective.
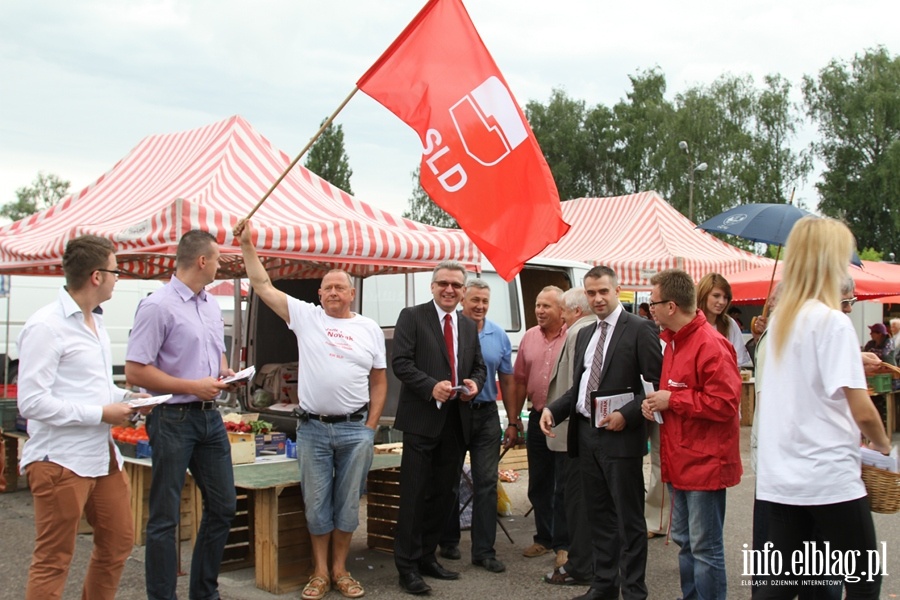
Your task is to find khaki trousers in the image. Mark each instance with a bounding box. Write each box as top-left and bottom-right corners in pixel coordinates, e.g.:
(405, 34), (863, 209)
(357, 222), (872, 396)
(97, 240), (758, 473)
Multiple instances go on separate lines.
(25, 452), (134, 600)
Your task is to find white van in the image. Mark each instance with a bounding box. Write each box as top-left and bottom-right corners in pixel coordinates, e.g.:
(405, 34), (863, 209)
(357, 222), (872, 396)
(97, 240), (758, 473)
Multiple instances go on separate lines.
(236, 257), (593, 434)
(0, 275), (163, 383)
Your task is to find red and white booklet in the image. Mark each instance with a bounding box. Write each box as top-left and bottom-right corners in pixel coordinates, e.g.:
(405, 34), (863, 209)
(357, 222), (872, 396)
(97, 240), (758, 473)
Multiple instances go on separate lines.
(590, 389), (634, 428)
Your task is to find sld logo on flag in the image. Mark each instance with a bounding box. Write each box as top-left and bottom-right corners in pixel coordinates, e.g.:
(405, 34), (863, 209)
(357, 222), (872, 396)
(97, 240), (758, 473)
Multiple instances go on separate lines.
(422, 76), (528, 193)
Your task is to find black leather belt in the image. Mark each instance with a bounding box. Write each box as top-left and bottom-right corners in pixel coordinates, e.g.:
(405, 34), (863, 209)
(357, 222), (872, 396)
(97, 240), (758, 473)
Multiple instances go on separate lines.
(163, 401), (217, 411)
(304, 407), (366, 423)
(470, 401), (497, 410)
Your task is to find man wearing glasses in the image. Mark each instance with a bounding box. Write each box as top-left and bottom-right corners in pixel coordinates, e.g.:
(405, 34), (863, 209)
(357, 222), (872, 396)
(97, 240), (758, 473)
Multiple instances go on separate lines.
(17, 235), (141, 599)
(641, 269), (742, 600)
(391, 260), (486, 594)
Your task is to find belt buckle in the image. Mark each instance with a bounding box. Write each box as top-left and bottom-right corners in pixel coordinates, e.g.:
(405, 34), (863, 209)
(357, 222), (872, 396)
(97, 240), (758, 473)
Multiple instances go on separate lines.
(201, 401), (215, 410)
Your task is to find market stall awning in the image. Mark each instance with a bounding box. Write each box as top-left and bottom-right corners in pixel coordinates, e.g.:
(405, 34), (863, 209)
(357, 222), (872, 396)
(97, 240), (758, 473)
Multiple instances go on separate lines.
(536, 192), (772, 287)
(0, 116), (480, 280)
(730, 260), (900, 304)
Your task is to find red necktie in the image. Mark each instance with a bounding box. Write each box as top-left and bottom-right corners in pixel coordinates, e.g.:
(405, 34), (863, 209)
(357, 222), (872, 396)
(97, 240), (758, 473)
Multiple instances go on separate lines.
(444, 314), (456, 386)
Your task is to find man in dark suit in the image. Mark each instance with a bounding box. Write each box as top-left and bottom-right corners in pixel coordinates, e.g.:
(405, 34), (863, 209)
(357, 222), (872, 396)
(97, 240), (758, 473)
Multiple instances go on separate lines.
(392, 260), (487, 595)
(540, 265), (662, 600)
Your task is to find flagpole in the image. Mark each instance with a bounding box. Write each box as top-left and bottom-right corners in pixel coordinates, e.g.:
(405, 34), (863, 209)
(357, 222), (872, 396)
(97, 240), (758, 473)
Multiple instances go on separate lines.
(761, 187), (796, 319)
(244, 86), (360, 220)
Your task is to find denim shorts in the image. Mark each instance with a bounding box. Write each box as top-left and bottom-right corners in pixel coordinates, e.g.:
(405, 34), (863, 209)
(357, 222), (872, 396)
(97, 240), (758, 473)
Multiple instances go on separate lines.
(296, 417), (375, 535)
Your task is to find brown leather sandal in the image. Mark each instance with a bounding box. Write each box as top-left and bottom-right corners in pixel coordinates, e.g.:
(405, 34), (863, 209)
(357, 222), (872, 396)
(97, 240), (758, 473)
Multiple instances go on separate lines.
(334, 573), (365, 598)
(301, 575), (331, 600)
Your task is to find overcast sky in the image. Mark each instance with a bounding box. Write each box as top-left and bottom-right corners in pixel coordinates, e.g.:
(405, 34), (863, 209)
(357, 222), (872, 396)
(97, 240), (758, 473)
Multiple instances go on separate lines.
(0, 0), (896, 219)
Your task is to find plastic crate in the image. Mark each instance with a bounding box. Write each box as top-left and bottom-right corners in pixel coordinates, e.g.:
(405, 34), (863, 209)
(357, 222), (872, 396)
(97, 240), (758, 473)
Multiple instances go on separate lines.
(868, 374), (892, 394)
(1, 399), (18, 431)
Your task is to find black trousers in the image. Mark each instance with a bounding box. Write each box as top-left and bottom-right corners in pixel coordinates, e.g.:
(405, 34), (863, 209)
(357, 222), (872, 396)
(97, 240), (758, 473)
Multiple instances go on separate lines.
(577, 417), (648, 600)
(394, 407), (465, 575)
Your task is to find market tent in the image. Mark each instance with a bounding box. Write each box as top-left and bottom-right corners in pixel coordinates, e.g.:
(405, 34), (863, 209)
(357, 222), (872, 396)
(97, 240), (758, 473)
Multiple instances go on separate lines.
(536, 192), (772, 287)
(0, 116), (479, 279)
(729, 260), (900, 304)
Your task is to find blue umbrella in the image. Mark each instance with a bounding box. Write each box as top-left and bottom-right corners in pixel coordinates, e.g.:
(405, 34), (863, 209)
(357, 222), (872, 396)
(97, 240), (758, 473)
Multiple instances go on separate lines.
(696, 203), (862, 266)
(695, 203), (812, 246)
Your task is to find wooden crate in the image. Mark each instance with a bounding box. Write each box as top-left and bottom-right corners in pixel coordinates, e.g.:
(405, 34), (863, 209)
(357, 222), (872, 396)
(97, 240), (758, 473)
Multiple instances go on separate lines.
(498, 445), (528, 471)
(253, 483), (311, 594)
(366, 467), (400, 553)
(220, 489), (254, 571)
(740, 381), (755, 427)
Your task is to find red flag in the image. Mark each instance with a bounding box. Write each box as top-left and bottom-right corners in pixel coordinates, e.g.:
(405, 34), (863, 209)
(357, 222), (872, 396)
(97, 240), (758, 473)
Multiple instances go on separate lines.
(357, 0), (569, 280)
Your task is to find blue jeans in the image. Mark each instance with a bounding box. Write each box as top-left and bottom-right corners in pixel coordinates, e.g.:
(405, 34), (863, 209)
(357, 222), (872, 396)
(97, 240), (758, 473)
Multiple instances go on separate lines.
(670, 486), (727, 600)
(296, 417), (375, 535)
(145, 406), (236, 600)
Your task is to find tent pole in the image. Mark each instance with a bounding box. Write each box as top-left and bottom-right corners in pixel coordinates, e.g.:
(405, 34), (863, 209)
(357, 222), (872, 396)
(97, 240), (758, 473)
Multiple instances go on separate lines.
(245, 86), (360, 220)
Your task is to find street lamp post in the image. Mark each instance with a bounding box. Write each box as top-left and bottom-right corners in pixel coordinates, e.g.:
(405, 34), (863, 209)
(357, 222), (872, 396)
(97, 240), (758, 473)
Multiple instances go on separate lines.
(678, 141), (707, 222)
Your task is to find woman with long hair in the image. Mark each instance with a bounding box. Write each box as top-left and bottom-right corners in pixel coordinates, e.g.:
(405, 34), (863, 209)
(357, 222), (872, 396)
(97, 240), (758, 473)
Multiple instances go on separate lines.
(696, 273), (752, 367)
(754, 217), (891, 599)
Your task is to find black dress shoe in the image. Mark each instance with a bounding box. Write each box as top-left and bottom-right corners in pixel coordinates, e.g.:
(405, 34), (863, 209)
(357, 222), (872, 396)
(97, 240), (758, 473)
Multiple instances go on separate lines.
(419, 560), (460, 580)
(472, 557), (506, 573)
(399, 572), (432, 595)
(439, 545), (461, 560)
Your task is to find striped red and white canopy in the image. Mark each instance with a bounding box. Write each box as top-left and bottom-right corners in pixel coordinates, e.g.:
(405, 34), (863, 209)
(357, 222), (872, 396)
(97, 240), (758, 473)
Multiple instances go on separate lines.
(537, 192), (773, 287)
(0, 116), (480, 280)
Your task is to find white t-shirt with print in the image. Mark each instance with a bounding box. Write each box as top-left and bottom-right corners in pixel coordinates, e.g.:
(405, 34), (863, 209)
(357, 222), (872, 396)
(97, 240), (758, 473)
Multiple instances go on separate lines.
(287, 296), (386, 415)
(756, 300), (867, 505)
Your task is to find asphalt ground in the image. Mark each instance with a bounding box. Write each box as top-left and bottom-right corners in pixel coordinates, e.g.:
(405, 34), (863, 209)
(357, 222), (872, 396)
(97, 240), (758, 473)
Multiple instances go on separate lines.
(1, 427), (899, 599)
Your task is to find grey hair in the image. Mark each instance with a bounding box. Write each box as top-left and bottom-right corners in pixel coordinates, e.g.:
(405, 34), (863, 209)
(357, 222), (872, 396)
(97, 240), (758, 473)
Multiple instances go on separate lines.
(432, 260), (467, 282)
(466, 277), (490, 291)
(562, 287), (590, 313)
(840, 276), (855, 296)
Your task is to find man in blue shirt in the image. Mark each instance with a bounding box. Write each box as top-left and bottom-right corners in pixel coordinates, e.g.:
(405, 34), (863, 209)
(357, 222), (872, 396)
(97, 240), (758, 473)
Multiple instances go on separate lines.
(439, 278), (515, 573)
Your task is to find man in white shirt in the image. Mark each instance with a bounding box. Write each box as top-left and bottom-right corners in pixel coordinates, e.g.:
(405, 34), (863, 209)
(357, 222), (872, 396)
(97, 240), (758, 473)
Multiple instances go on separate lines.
(17, 235), (141, 600)
(237, 219), (387, 600)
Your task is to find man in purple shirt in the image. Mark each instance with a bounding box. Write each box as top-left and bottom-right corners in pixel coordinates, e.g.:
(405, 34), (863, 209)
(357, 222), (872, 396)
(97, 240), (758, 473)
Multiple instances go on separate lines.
(125, 230), (236, 600)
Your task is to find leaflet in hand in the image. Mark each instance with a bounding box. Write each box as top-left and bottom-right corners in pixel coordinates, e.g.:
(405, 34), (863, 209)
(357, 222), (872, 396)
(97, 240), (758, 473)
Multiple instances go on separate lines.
(219, 365), (256, 385)
(591, 390), (635, 428)
(641, 376), (663, 424)
(126, 394), (172, 408)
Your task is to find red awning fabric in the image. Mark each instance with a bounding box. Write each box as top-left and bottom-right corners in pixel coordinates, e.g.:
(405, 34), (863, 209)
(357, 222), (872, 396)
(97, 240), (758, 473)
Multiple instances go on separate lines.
(730, 260), (900, 304)
(536, 192), (772, 287)
(0, 116), (480, 280)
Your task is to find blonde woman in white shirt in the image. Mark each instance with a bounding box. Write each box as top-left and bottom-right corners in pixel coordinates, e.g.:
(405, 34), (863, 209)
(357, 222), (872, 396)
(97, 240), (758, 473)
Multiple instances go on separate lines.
(755, 217), (891, 599)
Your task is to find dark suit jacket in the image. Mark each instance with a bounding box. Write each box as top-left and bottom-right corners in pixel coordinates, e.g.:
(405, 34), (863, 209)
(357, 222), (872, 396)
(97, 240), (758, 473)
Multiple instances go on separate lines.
(392, 301), (486, 442)
(548, 310), (662, 458)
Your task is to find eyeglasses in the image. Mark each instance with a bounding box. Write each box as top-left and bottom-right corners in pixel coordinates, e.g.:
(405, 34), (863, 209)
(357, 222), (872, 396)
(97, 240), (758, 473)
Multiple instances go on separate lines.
(647, 299), (671, 309)
(96, 268), (122, 279)
(433, 280), (464, 290)
(841, 297), (857, 307)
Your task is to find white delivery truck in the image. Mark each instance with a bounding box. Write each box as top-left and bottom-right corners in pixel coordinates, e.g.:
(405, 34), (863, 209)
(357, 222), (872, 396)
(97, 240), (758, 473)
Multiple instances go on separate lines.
(0, 275), (163, 383)
(235, 257), (593, 436)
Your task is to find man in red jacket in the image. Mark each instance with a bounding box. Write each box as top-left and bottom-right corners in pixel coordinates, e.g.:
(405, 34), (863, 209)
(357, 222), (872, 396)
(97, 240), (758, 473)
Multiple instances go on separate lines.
(641, 269), (742, 600)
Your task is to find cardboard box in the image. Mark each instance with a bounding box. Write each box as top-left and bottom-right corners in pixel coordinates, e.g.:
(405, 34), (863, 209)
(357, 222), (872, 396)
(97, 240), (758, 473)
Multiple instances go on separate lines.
(228, 432), (256, 464)
(255, 432), (287, 456)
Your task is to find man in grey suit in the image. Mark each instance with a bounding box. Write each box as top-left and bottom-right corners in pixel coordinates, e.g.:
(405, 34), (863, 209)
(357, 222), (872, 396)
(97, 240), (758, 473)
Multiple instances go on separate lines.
(540, 265), (662, 600)
(392, 260), (487, 595)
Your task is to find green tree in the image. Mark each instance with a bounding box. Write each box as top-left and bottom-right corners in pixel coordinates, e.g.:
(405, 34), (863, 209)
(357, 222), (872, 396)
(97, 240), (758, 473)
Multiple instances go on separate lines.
(525, 89), (597, 200)
(610, 68), (676, 196)
(402, 166), (458, 228)
(1, 172), (70, 222)
(803, 46), (900, 254)
(304, 120), (353, 194)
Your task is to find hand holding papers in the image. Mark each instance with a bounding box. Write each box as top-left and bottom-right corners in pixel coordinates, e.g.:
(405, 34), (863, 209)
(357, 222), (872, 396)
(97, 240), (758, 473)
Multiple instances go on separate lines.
(591, 389), (635, 428)
(125, 394), (172, 408)
(641, 376), (663, 424)
(219, 365), (256, 385)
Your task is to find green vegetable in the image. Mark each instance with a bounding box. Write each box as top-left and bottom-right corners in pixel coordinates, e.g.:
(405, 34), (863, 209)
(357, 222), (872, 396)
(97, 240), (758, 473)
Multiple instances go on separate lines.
(250, 420), (273, 435)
